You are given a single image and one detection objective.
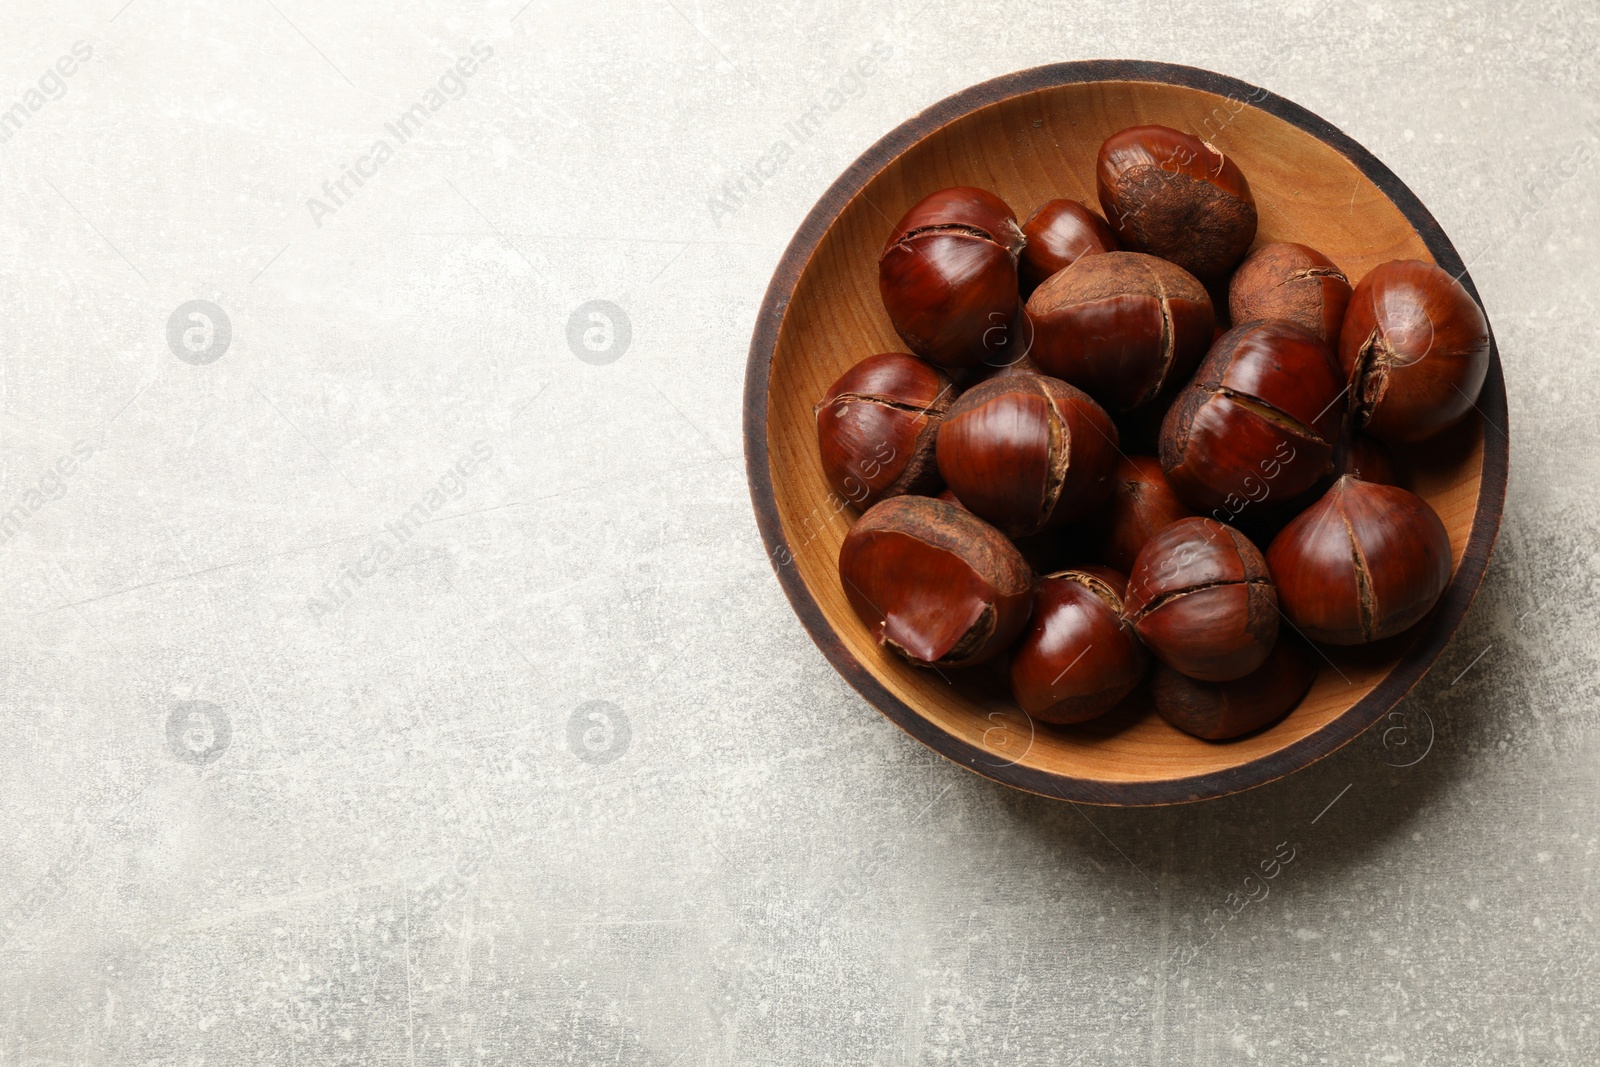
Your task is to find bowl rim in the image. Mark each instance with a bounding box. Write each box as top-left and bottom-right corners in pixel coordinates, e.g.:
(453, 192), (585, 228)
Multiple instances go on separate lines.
(742, 59), (1509, 806)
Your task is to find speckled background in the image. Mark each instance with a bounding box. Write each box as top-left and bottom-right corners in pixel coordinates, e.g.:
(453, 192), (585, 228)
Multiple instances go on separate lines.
(0, 0), (1594, 1063)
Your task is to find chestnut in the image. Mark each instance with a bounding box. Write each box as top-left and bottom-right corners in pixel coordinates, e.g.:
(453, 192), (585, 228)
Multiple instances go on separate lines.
(1124, 517), (1279, 681)
(1096, 125), (1257, 283)
(1025, 251), (1215, 411)
(879, 187), (1025, 368)
(1079, 455), (1194, 575)
(815, 353), (956, 508)
(1160, 320), (1346, 517)
(1010, 568), (1147, 724)
(838, 495), (1033, 668)
(1153, 634), (1317, 740)
(935, 373), (1120, 538)
(1228, 242), (1352, 344)
(1266, 475), (1451, 645)
(1019, 199), (1118, 293)
(1339, 259), (1491, 443)
(1333, 432), (1399, 486)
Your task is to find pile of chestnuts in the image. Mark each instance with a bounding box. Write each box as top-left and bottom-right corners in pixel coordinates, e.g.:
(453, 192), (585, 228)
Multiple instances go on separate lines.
(819, 124), (1490, 741)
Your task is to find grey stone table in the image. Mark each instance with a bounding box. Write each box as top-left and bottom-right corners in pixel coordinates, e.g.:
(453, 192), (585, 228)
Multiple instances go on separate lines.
(0, 0), (1593, 1063)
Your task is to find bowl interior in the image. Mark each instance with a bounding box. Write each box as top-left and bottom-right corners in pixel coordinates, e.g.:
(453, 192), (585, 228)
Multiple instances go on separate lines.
(761, 74), (1488, 800)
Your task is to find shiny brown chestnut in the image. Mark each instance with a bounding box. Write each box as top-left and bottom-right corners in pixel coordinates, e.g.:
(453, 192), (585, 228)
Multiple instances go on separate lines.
(1228, 242), (1352, 344)
(1339, 259), (1491, 443)
(879, 187), (1025, 368)
(1025, 251), (1215, 411)
(815, 353), (956, 509)
(1124, 517), (1279, 681)
(1331, 433), (1399, 486)
(936, 374), (1120, 538)
(838, 495), (1034, 668)
(1160, 320), (1346, 516)
(1096, 125), (1257, 283)
(1153, 634), (1316, 740)
(1079, 456), (1194, 575)
(1010, 568), (1147, 724)
(1019, 199), (1118, 294)
(1266, 476), (1451, 645)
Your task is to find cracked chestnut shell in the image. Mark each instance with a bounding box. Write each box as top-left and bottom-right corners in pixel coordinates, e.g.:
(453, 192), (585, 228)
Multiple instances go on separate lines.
(1079, 455), (1194, 575)
(1265, 476), (1451, 645)
(814, 353), (956, 509)
(1154, 633), (1316, 740)
(1019, 199), (1119, 294)
(1228, 242), (1352, 344)
(1160, 320), (1346, 516)
(935, 374), (1120, 538)
(1024, 251), (1215, 411)
(1124, 517), (1279, 682)
(1338, 259), (1491, 444)
(838, 495), (1034, 668)
(879, 187), (1026, 368)
(1010, 568), (1147, 724)
(1096, 125), (1257, 283)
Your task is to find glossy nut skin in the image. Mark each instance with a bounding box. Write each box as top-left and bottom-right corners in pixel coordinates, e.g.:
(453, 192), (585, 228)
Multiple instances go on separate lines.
(1080, 455), (1194, 575)
(1266, 476), (1451, 645)
(1096, 125), (1258, 283)
(839, 496), (1034, 668)
(1160, 321), (1346, 516)
(1154, 634), (1316, 740)
(1010, 568), (1147, 724)
(879, 187), (1026, 369)
(1228, 242), (1352, 344)
(1338, 259), (1491, 444)
(815, 353), (956, 509)
(1124, 517), (1279, 682)
(1019, 199), (1118, 293)
(936, 374), (1119, 539)
(1025, 251), (1215, 411)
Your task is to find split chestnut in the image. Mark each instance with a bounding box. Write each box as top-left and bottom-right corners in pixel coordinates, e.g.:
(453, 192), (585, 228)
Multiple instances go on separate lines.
(1124, 517), (1279, 682)
(839, 495), (1034, 668)
(878, 187), (1025, 368)
(1079, 456), (1194, 575)
(1025, 251), (1214, 411)
(1228, 242), (1351, 344)
(935, 374), (1119, 539)
(1010, 567), (1147, 724)
(1160, 320), (1346, 516)
(1339, 259), (1491, 444)
(814, 352), (955, 509)
(1266, 476), (1452, 645)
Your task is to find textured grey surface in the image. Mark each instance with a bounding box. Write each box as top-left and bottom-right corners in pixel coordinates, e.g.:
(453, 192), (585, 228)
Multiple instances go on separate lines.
(0, 0), (1595, 1063)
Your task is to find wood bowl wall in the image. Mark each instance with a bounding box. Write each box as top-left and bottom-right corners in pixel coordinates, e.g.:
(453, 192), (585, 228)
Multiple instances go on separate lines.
(744, 61), (1507, 806)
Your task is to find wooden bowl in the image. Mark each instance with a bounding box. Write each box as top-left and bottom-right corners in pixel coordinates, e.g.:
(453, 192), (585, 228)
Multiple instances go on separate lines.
(743, 61), (1507, 805)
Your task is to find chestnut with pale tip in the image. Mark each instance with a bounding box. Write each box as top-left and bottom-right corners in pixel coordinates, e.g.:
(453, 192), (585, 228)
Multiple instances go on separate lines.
(1228, 242), (1352, 345)
(1025, 251), (1214, 411)
(1096, 124), (1257, 283)
(1154, 634), (1317, 740)
(839, 495), (1034, 668)
(1339, 259), (1491, 444)
(1124, 517), (1279, 682)
(1160, 320), (1346, 516)
(814, 352), (956, 509)
(1010, 568), (1148, 724)
(879, 187), (1026, 368)
(1266, 475), (1452, 645)
(935, 373), (1120, 539)
(1019, 199), (1118, 294)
